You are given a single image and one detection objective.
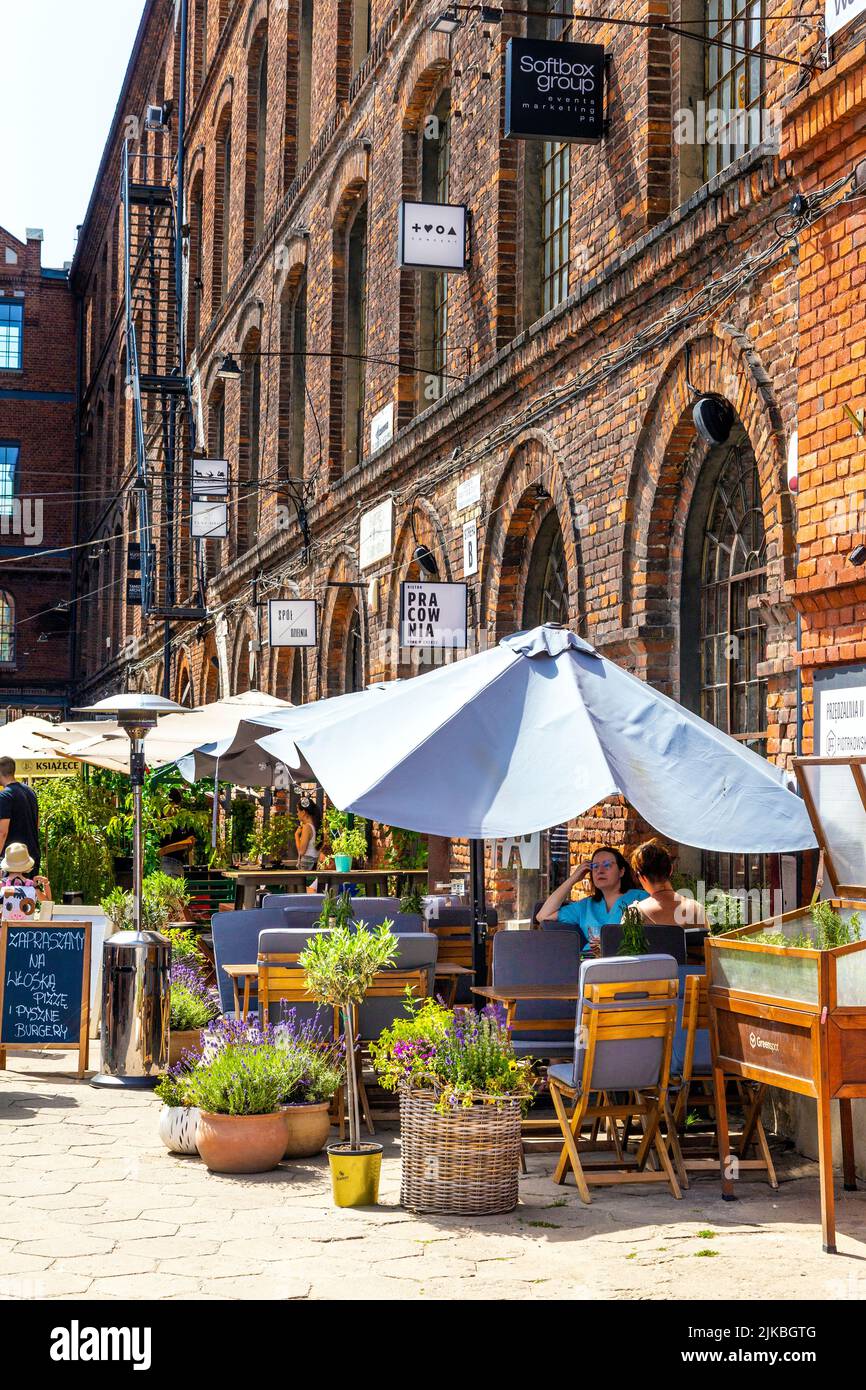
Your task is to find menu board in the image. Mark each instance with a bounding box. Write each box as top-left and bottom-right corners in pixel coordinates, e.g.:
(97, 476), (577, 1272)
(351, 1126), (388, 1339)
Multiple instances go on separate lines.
(0, 921), (91, 1077)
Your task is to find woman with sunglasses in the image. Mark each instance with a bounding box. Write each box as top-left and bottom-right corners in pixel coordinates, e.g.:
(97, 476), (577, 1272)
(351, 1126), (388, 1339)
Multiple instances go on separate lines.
(536, 843), (647, 954)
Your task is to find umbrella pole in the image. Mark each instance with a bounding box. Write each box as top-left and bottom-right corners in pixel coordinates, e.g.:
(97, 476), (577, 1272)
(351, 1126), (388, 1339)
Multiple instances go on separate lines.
(469, 838), (488, 989)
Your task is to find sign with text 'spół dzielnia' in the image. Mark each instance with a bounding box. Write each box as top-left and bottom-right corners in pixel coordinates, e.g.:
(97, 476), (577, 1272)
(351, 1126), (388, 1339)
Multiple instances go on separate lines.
(505, 38), (606, 143)
(267, 599), (317, 649)
(400, 582), (468, 649)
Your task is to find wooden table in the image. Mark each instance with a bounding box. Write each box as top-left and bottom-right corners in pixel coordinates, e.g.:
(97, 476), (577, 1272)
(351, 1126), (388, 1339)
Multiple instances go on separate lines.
(432, 961), (474, 1007)
(225, 867), (429, 910)
(224, 958), (472, 1019)
(471, 983), (581, 1030)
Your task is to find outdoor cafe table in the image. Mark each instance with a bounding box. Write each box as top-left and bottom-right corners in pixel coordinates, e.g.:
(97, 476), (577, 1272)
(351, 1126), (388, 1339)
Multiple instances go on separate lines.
(223, 959), (473, 1019)
(470, 983), (582, 1030)
(225, 867), (429, 909)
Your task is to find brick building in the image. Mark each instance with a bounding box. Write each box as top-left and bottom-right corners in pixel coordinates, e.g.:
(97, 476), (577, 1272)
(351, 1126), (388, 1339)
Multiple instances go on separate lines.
(0, 225), (76, 717)
(70, 0), (866, 902)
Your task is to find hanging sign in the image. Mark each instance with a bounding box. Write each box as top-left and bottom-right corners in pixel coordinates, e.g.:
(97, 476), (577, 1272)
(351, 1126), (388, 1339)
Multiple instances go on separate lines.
(463, 520), (478, 577)
(400, 581), (468, 648)
(504, 38), (606, 143)
(456, 474), (481, 511)
(126, 577), (143, 606)
(16, 758), (80, 780)
(127, 543), (155, 571)
(0, 921), (91, 1078)
(370, 402), (394, 455)
(826, 0), (866, 34)
(192, 458), (229, 497)
(267, 599), (317, 648)
(360, 498), (393, 569)
(398, 201), (469, 271)
(191, 499), (228, 539)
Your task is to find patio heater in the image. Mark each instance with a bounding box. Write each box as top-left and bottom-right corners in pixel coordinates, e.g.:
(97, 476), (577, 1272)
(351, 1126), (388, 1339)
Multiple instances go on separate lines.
(73, 693), (187, 1088)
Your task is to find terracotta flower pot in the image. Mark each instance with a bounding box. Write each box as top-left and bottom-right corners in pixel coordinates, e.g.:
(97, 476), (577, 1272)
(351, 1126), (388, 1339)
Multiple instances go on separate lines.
(196, 1110), (290, 1173)
(168, 1029), (203, 1067)
(282, 1100), (333, 1158)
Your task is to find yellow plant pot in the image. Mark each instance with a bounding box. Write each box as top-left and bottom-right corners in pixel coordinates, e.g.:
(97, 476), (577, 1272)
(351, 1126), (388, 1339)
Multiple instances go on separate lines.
(327, 1142), (383, 1207)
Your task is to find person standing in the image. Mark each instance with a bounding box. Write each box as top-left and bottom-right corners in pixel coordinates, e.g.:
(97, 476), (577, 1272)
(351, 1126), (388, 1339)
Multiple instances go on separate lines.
(0, 757), (40, 875)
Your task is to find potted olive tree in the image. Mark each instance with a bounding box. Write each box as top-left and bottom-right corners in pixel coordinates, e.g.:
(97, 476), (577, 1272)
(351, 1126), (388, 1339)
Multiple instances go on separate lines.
(299, 920), (398, 1205)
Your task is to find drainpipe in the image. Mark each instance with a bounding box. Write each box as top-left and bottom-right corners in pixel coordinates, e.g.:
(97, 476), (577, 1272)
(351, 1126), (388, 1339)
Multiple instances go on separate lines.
(70, 285), (85, 713)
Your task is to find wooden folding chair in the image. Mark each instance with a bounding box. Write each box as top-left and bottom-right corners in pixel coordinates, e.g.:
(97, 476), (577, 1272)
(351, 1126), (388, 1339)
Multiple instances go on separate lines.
(547, 968), (684, 1204)
(671, 972), (778, 1188)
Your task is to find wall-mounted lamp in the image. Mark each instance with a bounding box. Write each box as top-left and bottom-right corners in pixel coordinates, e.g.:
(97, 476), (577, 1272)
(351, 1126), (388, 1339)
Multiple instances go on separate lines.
(848, 544), (866, 567)
(414, 544), (440, 578)
(431, 7), (463, 33)
(217, 352), (242, 381)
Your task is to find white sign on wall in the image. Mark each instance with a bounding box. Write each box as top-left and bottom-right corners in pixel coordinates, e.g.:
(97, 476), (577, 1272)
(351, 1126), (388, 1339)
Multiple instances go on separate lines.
(359, 498), (393, 569)
(370, 402), (394, 455)
(463, 520), (478, 577)
(819, 685), (866, 756)
(826, 0), (866, 36)
(268, 599), (317, 648)
(398, 201), (468, 271)
(191, 499), (228, 538)
(456, 474), (481, 511)
(400, 581), (468, 648)
(192, 458), (229, 497)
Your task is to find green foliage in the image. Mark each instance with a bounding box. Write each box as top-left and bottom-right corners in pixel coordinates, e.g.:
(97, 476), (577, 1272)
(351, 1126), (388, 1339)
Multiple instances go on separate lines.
(247, 812), (297, 866)
(273, 1014), (343, 1104)
(144, 870), (191, 921)
(748, 903), (862, 951)
(314, 888), (355, 930)
(706, 892), (744, 933)
(299, 921), (398, 1011)
(155, 1071), (194, 1108)
(325, 809), (367, 863)
(185, 1042), (304, 1116)
(100, 886), (132, 932)
(170, 980), (219, 1031)
(399, 882), (427, 917)
(370, 994), (536, 1114)
(618, 905), (650, 956)
(229, 795), (256, 860)
(163, 925), (200, 961)
(38, 776), (114, 901)
(384, 826), (429, 870)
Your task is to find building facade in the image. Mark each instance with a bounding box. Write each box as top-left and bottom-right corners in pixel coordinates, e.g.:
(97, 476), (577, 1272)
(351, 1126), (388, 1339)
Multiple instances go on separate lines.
(70, 0), (866, 902)
(0, 226), (76, 718)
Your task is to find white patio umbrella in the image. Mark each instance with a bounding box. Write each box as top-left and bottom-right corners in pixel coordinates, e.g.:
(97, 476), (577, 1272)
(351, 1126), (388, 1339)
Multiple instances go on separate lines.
(52, 692), (293, 774)
(256, 625), (818, 853)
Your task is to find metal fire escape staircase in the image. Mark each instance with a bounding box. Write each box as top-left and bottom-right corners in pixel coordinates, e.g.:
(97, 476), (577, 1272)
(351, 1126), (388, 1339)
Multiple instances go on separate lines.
(121, 139), (207, 621)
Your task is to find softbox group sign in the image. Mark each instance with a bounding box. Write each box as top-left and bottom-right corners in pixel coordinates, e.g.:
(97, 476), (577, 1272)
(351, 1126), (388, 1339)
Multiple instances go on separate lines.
(400, 582), (468, 648)
(505, 37), (606, 143)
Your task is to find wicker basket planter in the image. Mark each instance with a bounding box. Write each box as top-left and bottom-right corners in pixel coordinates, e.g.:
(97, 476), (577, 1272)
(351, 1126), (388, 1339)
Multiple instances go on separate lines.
(399, 1089), (523, 1215)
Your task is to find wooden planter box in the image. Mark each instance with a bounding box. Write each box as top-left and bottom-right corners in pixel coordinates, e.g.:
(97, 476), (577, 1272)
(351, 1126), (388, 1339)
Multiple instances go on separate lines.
(707, 755), (866, 1253)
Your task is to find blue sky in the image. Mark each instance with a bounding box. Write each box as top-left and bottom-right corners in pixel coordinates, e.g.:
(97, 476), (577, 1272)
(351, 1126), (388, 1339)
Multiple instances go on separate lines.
(1, 1), (146, 268)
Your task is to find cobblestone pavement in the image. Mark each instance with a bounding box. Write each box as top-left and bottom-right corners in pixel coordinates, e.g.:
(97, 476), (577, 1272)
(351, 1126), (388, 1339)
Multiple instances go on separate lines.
(2, 1049), (865, 1300)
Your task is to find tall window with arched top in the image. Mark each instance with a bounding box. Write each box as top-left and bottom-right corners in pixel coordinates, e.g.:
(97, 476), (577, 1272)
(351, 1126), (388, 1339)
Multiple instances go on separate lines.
(351, 0), (371, 72)
(297, 0), (314, 168)
(346, 608), (363, 692)
(418, 91), (451, 410)
(278, 270), (307, 480)
(522, 510), (569, 628)
(213, 110), (232, 305)
(0, 591), (14, 665)
(237, 335), (261, 554)
(343, 197), (368, 470)
(250, 40), (269, 246)
(188, 172), (204, 348)
(196, 0), (209, 93)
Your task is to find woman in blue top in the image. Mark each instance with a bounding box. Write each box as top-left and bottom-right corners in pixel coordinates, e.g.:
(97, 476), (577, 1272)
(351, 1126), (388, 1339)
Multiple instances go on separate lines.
(536, 843), (647, 953)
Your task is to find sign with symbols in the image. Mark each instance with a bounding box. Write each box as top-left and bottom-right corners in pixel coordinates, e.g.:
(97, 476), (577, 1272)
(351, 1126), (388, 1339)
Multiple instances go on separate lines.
(398, 201), (468, 271)
(400, 581), (468, 648)
(268, 599), (317, 648)
(192, 457), (229, 497)
(0, 921), (91, 1077)
(191, 499), (228, 539)
(463, 520), (478, 577)
(360, 498), (393, 569)
(504, 38), (606, 143)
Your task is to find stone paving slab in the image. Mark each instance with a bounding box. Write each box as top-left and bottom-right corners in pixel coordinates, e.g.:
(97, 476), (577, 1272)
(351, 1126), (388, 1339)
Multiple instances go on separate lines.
(2, 1047), (866, 1300)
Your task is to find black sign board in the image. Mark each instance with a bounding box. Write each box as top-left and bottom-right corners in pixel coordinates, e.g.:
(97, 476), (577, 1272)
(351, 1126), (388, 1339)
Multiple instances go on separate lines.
(128, 544), (155, 571)
(126, 577), (143, 606)
(504, 38), (606, 143)
(0, 921), (91, 1077)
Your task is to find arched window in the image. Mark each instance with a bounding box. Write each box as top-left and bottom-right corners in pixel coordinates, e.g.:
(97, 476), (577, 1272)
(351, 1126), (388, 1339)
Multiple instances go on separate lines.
(522, 510), (569, 627)
(246, 34), (269, 254)
(351, 0), (371, 73)
(344, 198), (368, 469)
(418, 90), (451, 411)
(237, 331), (261, 554)
(188, 172), (204, 348)
(278, 270), (307, 480)
(197, 0), (209, 93)
(297, 0), (314, 168)
(291, 652), (304, 704)
(683, 436), (767, 890)
(346, 608), (363, 693)
(0, 591), (14, 665)
(213, 109), (232, 306)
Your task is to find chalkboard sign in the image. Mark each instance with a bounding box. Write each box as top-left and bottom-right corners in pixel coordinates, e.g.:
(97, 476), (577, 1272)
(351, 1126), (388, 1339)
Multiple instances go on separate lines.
(0, 921), (91, 1077)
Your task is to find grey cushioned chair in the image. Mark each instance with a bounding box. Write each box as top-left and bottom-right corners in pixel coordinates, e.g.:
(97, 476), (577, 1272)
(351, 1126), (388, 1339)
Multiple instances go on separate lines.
(600, 922), (687, 965)
(256, 926), (333, 1028)
(211, 906), (290, 1015)
(356, 933), (438, 1040)
(546, 954), (683, 1203)
(492, 929), (581, 1058)
(262, 892), (326, 911)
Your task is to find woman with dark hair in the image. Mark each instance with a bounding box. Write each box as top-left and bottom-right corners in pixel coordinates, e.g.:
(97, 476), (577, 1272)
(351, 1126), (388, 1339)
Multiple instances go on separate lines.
(630, 839), (704, 926)
(294, 796), (322, 871)
(536, 843), (647, 953)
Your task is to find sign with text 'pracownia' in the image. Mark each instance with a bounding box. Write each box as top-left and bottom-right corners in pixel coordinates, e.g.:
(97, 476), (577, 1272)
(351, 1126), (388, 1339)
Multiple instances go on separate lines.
(400, 582), (468, 649)
(505, 38), (606, 143)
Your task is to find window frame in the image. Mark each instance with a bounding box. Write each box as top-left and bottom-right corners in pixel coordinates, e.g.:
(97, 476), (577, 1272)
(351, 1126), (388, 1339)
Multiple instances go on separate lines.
(0, 300), (24, 372)
(0, 590), (15, 667)
(0, 442), (19, 518)
(704, 0), (766, 181)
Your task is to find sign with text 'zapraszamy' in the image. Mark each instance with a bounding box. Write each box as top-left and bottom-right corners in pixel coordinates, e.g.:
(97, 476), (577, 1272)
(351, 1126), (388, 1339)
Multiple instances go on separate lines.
(268, 599), (317, 648)
(400, 581), (468, 648)
(505, 38), (606, 143)
(0, 921), (91, 1077)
